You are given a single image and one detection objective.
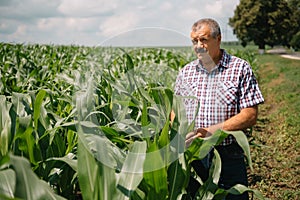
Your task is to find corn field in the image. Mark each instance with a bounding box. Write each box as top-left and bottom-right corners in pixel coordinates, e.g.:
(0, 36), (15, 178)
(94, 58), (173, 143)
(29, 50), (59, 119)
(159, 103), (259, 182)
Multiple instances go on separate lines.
(0, 43), (264, 200)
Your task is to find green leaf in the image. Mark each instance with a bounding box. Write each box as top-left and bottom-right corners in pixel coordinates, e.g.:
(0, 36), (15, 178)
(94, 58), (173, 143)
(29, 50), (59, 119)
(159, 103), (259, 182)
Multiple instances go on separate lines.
(77, 130), (124, 200)
(214, 184), (265, 200)
(119, 48), (134, 73)
(143, 143), (168, 198)
(117, 141), (147, 197)
(0, 96), (12, 157)
(47, 153), (77, 172)
(14, 125), (40, 165)
(33, 90), (47, 134)
(227, 130), (253, 171)
(8, 154), (66, 200)
(0, 169), (16, 198)
(78, 134), (102, 200)
(158, 119), (170, 149)
(172, 95), (189, 138)
(186, 130), (226, 162)
(197, 149), (221, 200)
(168, 159), (186, 200)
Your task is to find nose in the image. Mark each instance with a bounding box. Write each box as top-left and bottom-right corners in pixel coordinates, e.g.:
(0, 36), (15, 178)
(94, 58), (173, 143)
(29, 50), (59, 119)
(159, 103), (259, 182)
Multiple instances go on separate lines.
(196, 40), (204, 48)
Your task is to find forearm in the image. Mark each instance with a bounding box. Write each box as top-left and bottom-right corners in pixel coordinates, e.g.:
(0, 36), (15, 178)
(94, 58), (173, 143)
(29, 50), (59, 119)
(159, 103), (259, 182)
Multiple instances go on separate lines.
(223, 106), (258, 131)
(197, 105), (258, 137)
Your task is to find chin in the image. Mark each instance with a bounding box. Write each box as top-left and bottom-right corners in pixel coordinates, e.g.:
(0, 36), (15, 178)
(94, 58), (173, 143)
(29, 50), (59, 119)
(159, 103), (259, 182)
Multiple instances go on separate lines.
(197, 55), (203, 60)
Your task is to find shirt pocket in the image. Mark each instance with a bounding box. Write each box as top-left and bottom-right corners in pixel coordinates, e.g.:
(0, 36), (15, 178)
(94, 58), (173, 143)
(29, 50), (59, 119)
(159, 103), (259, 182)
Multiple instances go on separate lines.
(217, 81), (238, 106)
(181, 81), (199, 110)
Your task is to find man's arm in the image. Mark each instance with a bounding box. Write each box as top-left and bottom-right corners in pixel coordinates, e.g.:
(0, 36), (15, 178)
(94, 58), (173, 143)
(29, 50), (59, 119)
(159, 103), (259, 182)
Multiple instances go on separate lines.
(194, 105), (258, 138)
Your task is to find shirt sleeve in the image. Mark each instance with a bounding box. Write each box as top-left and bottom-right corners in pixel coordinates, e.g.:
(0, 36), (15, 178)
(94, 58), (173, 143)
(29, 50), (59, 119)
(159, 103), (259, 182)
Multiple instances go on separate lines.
(239, 63), (264, 109)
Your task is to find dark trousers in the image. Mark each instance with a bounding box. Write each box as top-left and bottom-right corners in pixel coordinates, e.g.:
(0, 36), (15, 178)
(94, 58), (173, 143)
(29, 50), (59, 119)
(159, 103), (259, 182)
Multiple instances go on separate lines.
(187, 142), (249, 200)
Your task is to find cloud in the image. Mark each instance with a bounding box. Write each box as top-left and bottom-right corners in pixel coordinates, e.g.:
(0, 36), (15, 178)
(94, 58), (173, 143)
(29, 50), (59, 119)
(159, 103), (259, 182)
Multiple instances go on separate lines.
(58, 0), (117, 17)
(99, 12), (140, 37)
(0, 0), (240, 45)
(0, 19), (18, 34)
(0, 0), (14, 6)
(205, 0), (223, 17)
(160, 2), (173, 11)
(100, 27), (190, 47)
(0, 0), (61, 20)
(179, 8), (204, 21)
(37, 17), (99, 32)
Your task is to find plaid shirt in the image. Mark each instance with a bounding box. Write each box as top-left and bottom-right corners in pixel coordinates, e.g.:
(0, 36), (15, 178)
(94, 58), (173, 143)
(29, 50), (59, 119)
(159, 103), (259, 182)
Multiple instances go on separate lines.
(174, 50), (264, 146)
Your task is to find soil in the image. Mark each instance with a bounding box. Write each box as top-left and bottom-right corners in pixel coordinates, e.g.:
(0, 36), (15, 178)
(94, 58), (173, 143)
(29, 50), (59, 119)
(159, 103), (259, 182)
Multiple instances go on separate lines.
(247, 59), (300, 199)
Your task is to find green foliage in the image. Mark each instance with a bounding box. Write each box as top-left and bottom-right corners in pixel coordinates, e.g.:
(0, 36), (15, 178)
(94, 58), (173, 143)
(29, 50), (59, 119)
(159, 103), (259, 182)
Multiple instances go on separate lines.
(229, 0), (298, 49)
(0, 43), (265, 199)
(0, 154), (66, 200)
(290, 31), (300, 51)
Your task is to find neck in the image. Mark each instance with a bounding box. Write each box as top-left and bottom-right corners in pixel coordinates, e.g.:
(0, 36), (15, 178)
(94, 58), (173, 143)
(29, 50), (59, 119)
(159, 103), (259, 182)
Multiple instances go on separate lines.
(213, 49), (222, 65)
(200, 49), (222, 71)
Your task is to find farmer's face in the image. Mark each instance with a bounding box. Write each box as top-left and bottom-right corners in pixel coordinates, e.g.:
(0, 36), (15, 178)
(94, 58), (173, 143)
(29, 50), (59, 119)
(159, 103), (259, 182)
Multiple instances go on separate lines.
(190, 25), (221, 64)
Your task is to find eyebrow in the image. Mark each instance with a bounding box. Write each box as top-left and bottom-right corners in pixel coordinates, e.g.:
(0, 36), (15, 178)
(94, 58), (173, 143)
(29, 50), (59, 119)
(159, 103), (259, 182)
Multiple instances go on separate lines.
(191, 36), (209, 41)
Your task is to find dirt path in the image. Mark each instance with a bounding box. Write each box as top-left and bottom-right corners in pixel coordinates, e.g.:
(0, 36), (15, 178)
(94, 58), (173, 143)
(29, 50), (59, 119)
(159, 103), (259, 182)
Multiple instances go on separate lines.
(248, 57), (300, 199)
(281, 54), (300, 60)
(266, 47), (300, 60)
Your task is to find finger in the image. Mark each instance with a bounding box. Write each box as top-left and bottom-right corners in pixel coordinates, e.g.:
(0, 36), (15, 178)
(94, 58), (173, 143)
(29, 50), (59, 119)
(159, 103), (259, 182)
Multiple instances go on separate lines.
(186, 131), (196, 140)
(185, 138), (193, 148)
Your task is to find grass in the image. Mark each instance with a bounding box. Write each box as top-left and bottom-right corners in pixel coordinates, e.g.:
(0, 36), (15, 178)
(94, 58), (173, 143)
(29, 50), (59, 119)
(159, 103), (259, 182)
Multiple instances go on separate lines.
(248, 53), (300, 199)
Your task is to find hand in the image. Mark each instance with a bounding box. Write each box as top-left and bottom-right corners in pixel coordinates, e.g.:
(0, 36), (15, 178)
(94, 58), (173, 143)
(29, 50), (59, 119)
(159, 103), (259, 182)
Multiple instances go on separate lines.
(185, 128), (208, 148)
(185, 131), (197, 148)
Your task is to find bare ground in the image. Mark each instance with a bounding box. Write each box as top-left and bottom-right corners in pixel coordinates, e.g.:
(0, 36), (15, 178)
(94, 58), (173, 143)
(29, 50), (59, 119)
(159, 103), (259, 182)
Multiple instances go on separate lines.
(247, 60), (300, 200)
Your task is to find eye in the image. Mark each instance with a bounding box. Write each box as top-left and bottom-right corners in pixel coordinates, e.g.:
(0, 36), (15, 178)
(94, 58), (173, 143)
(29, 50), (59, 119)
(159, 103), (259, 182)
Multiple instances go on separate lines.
(191, 40), (198, 45)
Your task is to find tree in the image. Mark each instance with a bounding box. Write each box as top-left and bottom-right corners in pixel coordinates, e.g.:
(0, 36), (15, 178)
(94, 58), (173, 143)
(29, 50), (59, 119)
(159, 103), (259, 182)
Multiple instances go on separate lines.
(290, 32), (300, 51)
(288, 0), (300, 51)
(229, 0), (298, 50)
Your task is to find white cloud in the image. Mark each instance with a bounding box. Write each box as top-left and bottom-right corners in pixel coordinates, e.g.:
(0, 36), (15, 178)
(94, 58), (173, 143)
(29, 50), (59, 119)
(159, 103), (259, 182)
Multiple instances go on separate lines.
(99, 12), (140, 37)
(179, 8), (204, 21)
(160, 2), (173, 11)
(37, 16), (101, 34)
(8, 24), (28, 42)
(205, 0), (223, 17)
(0, 0), (240, 45)
(0, 0), (61, 19)
(58, 0), (118, 17)
(0, 20), (17, 34)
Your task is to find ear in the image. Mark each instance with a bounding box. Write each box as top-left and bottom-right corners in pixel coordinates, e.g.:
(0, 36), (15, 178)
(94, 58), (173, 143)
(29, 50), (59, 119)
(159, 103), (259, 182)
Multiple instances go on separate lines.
(218, 34), (221, 42)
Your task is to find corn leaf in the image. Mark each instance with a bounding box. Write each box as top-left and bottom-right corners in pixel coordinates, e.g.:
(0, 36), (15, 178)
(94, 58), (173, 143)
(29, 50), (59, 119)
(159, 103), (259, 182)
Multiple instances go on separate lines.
(227, 130), (253, 171)
(117, 141), (147, 198)
(0, 96), (12, 156)
(33, 89), (47, 134)
(197, 149), (221, 200)
(8, 154), (66, 200)
(143, 143), (168, 198)
(0, 169), (16, 198)
(168, 159), (186, 200)
(78, 132), (123, 200)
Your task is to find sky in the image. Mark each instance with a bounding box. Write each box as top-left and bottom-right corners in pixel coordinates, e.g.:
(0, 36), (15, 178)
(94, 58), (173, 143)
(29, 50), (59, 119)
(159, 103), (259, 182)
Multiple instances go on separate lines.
(0, 0), (240, 47)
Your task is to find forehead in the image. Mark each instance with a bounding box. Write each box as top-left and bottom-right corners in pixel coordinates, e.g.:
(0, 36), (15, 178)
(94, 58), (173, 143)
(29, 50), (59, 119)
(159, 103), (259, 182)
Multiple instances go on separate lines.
(190, 25), (211, 39)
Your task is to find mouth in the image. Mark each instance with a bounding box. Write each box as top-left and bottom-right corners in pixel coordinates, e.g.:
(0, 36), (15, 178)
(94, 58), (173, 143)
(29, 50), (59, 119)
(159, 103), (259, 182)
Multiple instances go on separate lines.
(195, 47), (207, 54)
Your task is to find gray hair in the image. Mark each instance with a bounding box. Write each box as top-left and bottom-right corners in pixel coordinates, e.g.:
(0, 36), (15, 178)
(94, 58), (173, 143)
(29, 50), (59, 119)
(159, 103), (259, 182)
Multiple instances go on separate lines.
(191, 18), (221, 38)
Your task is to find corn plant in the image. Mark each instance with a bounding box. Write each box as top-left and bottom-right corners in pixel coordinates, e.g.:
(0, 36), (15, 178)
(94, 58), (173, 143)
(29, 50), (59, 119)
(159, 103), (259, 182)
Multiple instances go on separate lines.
(73, 49), (265, 200)
(0, 43), (265, 199)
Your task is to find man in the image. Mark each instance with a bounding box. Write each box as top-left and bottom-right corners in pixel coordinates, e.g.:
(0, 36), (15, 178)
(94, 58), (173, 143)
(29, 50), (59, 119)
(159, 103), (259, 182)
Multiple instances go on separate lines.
(174, 18), (264, 199)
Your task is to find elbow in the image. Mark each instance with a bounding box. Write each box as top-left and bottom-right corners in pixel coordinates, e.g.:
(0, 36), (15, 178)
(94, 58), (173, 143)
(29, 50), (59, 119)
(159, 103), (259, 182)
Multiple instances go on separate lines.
(248, 106), (259, 126)
(241, 105), (258, 127)
(250, 112), (258, 126)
